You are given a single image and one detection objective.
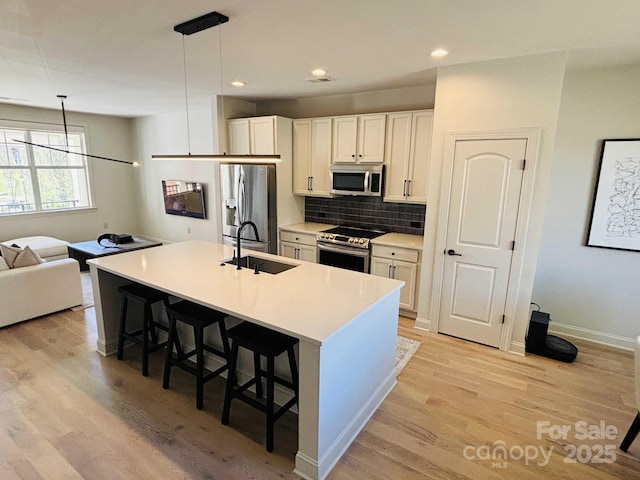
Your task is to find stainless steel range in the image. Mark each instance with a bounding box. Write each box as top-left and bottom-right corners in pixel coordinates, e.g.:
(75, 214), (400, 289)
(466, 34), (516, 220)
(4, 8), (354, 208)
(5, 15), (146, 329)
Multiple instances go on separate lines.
(316, 226), (385, 273)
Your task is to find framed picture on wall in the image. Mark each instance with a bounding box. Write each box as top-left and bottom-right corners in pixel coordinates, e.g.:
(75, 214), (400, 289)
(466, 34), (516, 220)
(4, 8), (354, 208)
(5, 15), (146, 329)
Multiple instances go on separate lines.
(587, 138), (640, 251)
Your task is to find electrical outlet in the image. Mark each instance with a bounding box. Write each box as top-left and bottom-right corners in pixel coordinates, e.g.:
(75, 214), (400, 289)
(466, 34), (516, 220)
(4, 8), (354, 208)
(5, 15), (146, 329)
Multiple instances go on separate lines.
(103, 222), (109, 229)
(187, 227), (191, 234)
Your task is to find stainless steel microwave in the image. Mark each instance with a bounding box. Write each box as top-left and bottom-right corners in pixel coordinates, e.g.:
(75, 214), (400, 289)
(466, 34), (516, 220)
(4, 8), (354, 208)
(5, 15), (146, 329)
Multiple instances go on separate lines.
(330, 164), (384, 196)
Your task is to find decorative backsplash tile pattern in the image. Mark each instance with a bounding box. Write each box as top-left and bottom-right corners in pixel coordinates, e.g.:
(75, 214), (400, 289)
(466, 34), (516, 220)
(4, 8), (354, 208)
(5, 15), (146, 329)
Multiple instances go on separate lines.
(304, 196), (426, 236)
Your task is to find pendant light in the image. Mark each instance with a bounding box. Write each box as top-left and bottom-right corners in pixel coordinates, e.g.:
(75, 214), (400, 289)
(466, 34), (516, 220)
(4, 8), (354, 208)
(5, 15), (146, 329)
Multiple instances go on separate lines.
(13, 95), (138, 166)
(151, 11), (280, 163)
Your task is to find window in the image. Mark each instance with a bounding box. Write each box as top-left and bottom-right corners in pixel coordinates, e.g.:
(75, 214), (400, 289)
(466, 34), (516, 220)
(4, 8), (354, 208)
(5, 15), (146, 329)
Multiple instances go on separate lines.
(0, 122), (92, 215)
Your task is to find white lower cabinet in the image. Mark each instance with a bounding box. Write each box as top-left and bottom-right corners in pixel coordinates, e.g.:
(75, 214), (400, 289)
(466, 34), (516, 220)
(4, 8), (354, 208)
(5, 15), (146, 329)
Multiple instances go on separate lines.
(279, 230), (317, 262)
(371, 244), (420, 313)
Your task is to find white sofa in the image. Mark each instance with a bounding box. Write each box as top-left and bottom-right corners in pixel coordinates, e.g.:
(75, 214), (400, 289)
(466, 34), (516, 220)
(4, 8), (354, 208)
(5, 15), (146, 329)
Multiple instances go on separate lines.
(0, 237), (83, 327)
(0, 256), (83, 329)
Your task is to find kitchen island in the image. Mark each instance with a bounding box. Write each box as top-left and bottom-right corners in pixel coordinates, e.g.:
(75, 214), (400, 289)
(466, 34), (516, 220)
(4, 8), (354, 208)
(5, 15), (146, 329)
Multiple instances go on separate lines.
(88, 240), (403, 480)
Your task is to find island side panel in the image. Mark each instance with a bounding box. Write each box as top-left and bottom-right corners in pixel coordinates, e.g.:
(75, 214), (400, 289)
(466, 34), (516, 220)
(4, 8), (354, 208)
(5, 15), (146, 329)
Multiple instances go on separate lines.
(295, 289), (400, 480)
(90, 265), (137, 356)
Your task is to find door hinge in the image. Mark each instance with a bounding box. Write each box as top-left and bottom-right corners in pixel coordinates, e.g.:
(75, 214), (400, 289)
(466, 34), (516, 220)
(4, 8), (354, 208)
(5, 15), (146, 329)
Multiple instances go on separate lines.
(501, 315), (506, 324)
(510, 240), (515, 250)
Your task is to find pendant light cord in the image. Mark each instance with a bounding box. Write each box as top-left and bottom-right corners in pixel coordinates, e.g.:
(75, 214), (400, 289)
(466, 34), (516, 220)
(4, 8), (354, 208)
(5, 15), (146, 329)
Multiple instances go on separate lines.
(218, 21), (226, 154)
(182, 34), (192, 155)
(58, 95), (69, 149)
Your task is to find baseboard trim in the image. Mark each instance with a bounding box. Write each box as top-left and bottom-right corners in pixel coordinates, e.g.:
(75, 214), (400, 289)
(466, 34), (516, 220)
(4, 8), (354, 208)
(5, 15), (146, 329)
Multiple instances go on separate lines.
(98, 338), (119, 357)
(295, 369), (397, 480)
(548, 322), (635, 351)
(414, 316), (430, 331)
(509, 341), (525, 355)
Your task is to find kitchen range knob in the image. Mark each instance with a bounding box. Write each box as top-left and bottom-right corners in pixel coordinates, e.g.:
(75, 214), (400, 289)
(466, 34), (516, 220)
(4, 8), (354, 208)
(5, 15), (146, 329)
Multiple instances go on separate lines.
(359, 239), (365, 244)
(330, 234), (335, 240)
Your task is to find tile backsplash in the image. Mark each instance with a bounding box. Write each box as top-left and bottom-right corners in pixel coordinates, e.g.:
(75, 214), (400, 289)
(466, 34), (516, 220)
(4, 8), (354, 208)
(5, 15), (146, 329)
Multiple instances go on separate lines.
(304, 196), (426, 236)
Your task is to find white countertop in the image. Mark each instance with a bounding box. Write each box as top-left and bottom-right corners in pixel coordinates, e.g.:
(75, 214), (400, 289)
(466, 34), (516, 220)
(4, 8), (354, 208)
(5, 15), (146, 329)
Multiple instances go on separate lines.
(371, 232), (424, 250)
(89, 240), (403, 346)
(279, 222), (335, 234)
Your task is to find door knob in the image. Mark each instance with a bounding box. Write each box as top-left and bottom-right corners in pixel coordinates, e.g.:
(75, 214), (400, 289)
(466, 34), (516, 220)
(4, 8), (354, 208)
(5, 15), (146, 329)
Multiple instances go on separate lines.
(446, 249), (462, 256)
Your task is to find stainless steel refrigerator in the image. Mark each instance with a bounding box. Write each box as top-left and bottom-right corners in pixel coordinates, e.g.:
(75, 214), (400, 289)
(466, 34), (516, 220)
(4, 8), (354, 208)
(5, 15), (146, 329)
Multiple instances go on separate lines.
(220, 163), (277, 254)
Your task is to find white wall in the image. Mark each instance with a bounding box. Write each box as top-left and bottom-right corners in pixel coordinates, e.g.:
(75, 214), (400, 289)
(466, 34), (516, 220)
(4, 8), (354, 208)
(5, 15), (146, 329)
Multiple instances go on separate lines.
(417, 52), (567, 352)
(532, 64), (640, 349)
(0, 104), (137, 242)
(256, 85), (435, 118)
(214, 95), (257, 154)
(133, 108), (222, 243)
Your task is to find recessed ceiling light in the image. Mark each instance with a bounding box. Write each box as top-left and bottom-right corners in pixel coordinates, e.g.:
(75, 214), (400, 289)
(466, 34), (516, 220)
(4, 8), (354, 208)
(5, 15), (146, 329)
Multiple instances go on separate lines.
(230, 81), (246, 87)
(430, 49), (449, 58)
(311, 68), (327, 77)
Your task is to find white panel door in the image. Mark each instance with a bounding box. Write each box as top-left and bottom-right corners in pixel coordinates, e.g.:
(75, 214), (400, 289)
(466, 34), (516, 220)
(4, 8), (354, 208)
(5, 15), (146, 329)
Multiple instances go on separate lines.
(439, 138), (527, 347)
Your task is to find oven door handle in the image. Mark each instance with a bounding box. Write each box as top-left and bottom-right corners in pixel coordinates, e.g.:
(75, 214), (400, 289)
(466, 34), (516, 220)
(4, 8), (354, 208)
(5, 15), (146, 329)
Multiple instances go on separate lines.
(317, 243), (370, 257)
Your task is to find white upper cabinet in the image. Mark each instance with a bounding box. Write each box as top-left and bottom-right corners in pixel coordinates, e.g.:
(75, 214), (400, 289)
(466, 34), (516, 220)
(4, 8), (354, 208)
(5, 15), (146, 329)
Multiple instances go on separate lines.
(227, 117), (276, 155)
(332, 114), (386, 164)
(250, 117), (276, 154)
(293, 118), (332, 196)
(227, 119), (251, 154)
(225, 115), (304, 231)
(384, 110), (433, 203)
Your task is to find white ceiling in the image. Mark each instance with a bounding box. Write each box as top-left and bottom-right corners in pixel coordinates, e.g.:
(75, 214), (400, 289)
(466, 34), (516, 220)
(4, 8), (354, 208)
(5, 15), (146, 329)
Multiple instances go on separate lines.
(2, 0), (640, 118)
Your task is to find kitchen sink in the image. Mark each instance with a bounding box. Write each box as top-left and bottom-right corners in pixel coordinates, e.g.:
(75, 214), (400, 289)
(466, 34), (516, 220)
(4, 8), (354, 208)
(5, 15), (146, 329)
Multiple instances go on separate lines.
(223, 255), (298, 274)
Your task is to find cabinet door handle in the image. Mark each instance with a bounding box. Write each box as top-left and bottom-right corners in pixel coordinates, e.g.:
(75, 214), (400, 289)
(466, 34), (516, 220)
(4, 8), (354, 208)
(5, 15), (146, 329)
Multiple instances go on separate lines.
(406, 179), (411, 197)
(310, 176), (313, 191)
(392, 265), (397, 279)
(388, 265), (393, 278)
(403, 179), (407, 197)
(352, 154), (356, 158)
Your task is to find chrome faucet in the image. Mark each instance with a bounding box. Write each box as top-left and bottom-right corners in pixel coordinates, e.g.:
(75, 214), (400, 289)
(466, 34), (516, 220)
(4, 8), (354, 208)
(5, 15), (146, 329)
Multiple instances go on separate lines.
(236, 221), (260, 270)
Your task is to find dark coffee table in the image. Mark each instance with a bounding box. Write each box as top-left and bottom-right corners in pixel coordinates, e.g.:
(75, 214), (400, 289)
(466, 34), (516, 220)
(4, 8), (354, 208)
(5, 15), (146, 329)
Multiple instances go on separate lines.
(67, 237), (162, 271)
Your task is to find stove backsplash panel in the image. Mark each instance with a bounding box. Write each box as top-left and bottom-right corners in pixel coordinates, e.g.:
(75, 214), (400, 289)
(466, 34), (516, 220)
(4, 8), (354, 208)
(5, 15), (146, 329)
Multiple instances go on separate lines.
(304, 196), (426, 236)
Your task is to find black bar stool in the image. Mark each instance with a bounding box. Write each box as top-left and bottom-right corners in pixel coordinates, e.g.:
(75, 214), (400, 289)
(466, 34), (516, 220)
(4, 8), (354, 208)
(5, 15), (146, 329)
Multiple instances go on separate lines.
(117, 283), (170, 376)
(221, 322), (299, 452)
(163, 300), (230, 410)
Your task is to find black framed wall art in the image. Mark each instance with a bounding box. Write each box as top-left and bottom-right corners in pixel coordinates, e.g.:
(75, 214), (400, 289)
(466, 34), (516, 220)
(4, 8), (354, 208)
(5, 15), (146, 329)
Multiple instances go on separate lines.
(587, 138), (640, 251)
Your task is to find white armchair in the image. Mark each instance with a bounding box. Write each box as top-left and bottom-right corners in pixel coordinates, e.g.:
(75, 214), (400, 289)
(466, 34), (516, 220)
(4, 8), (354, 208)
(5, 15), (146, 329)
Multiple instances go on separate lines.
(620, 335), (640, 452)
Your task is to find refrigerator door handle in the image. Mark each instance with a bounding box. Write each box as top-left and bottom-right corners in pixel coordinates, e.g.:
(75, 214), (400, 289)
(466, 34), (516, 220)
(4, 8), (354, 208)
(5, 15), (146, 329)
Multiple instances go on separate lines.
(237, 167), (246, 224)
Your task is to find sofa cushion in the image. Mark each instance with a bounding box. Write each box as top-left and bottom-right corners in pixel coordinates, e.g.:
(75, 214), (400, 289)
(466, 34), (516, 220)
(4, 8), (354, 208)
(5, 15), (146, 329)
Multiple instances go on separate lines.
(0, 244), (20, 268)
(0, 257), (9, 271)
(13, 246), (44, 268)
(1, 236), (69, 259)
(0, 244), (44, 269)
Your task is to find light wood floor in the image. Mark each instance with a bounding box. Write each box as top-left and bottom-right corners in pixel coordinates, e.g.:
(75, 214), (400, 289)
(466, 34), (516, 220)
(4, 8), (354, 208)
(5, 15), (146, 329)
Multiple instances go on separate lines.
(0, 308), (638, 479)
